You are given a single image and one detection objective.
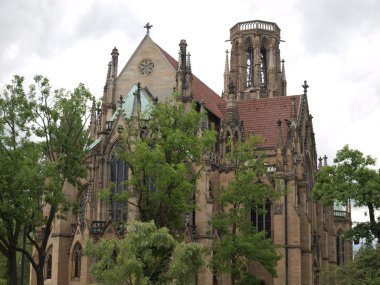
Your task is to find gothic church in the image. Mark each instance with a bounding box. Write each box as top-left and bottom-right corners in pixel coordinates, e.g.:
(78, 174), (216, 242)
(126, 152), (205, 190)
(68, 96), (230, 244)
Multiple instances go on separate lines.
(32, 20), (352, 285)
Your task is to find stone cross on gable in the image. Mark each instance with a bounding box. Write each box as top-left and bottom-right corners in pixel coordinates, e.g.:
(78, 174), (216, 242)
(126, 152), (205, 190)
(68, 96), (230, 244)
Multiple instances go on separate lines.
(144, 22), (153, 34)
(302, 80), (309, 95)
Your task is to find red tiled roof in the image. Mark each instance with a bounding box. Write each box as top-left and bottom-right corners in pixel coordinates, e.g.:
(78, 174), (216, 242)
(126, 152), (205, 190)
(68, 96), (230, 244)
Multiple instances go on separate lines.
(219, 95), (301, 148)
(156, 43), (302, 149)
(157, 45), (225, 118)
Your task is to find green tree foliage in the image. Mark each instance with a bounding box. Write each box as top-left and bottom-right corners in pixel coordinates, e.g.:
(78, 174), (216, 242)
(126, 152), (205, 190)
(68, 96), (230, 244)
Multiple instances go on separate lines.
(313, 145), (380, 243)
(319, 245), (380, 285)
(114, 97), (216, 231)
(85, 220), (204, 285)
(211, 135), (281, 285)
(0, 75), (92, 285)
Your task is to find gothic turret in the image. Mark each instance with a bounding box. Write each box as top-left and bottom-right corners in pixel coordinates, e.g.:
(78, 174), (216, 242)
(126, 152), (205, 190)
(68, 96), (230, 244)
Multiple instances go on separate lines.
(226, 20), (287, 100)
(176, 39), (193, 110)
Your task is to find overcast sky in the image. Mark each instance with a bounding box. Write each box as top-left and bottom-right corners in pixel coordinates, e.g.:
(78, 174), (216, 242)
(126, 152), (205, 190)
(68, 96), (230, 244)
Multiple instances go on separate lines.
(1, 0), (379, 222)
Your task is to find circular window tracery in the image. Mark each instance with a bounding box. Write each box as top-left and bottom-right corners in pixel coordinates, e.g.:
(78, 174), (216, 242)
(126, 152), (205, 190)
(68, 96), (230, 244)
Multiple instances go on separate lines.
(139, 58), (154, 76)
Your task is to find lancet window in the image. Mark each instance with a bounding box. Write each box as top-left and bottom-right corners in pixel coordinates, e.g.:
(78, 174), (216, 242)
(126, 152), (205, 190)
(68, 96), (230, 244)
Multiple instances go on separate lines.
(260, 47), (267, 88)
(246, 45), (254, 88)
(110, 153), (128, 222)
(251, 199), (271, 237)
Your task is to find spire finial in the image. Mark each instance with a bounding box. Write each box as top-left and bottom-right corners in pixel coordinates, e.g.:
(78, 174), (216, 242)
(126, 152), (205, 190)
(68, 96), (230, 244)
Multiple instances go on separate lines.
(302, 80), (309, 95)
(144, 22), (153, 34)
(187, 52), (191, 72)
(225, 49), (230, 72)
(281, 59), (286, 81)
(276, 119), (283, 148)
(117, 95), (125, 111)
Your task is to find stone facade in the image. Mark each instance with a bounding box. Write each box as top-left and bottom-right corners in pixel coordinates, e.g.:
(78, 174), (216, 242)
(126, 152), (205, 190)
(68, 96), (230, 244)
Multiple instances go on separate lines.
(31, 20), (352, 285)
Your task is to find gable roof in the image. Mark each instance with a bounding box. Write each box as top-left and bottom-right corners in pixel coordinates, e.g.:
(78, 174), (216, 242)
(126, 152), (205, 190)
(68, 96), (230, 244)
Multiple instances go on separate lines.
(218, 95), (302, 148)
(157, 45), (225, 118)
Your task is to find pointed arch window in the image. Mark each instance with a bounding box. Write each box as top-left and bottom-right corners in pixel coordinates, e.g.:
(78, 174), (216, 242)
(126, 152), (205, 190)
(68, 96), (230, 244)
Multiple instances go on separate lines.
(246, 45), (254, 88)
(225, 132), (231, 155)
(251, 199), (271, 237)
(336, 229), (345, 265)
(45, 246), (52, 280)
(110, 154), (128, 222)
(73, 243), (82, 279)
(260, 47), (267, 88)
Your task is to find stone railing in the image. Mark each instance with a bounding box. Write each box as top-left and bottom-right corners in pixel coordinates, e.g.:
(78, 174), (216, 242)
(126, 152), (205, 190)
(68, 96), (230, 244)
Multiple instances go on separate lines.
(334, 210), (348, 219)
(230, 20), (280, 35)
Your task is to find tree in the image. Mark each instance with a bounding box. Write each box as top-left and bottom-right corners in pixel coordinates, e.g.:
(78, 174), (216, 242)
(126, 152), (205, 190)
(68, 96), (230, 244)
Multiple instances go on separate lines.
(113, 96), (216, 232)
(0, 75), (92, 285)
(313, 145), (380, 243)
(0, 75), (40, 284)
(84, 220), (204, 285)
(319, 245), (380, 285)
(211, 135), (281, 285)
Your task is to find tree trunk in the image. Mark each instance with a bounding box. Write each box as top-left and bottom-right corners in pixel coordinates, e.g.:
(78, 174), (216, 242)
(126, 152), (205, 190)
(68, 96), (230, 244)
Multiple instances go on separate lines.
(36, 264), (44, 285)
(368, 203), (380, 241)
(7, 248), (18, 285)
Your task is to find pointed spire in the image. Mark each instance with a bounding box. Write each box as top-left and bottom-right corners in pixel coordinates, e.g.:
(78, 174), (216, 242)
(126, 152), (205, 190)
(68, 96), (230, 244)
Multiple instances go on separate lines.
(89, 99), (97, 139)
(224, 49), (230, 73)
(281, 59), (286, 81)
(104, 62), (112, 92)
(276, 119), (283, 148)
(281, 59), (287, 96)
(224, 49), (230, 97)
(291, 96), (297, 120)
(176, 39), (192, 104)
(111, 47), (119, 78)
(199, 100), (209, 131)
(187, 52), (192, 73)
(117, 95), (125, 112)
(225, 81), (239, 125)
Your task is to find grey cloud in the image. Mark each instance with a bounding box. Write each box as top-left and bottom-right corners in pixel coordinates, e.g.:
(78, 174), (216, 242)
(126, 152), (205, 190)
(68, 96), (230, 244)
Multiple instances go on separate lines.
(295, 0), (380, 55)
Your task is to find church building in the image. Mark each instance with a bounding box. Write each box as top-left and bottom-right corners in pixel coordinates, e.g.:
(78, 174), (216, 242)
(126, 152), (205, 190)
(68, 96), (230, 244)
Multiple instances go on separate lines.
(32, 20), (352, 285)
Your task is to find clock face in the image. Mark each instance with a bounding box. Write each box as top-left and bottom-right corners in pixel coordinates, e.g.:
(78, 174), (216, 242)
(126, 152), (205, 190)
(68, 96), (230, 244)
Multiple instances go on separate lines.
(139, 58), (154, 76)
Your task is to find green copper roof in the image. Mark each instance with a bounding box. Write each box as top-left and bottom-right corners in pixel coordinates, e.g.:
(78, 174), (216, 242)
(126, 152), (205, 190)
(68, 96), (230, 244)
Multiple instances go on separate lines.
(86, 136), (102, 151)
(333, 201), (346, 211)
(111, 84), (152, 121)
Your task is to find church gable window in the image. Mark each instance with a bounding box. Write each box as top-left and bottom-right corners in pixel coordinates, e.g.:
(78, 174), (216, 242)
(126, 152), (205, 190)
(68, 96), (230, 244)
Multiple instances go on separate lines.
(246, 40), (254, 88)
(110, 154), (129, 222)
(45, 246), (52, 280)
(72, 243), (82, 279)
(251, 199), (271, 237)
(336, 229), (345, 265)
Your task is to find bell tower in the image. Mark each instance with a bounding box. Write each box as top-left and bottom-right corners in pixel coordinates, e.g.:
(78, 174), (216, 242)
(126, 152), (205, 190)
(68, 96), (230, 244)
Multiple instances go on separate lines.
(226, 20), (287, 100)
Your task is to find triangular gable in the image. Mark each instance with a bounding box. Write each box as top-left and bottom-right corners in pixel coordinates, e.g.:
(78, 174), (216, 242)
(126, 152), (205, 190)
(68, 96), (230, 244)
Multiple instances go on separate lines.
(114, 35), (177, 103)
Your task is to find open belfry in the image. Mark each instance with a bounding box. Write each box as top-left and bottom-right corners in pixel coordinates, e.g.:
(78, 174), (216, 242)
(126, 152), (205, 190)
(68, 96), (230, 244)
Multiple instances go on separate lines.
(33, 20), (352, 285)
